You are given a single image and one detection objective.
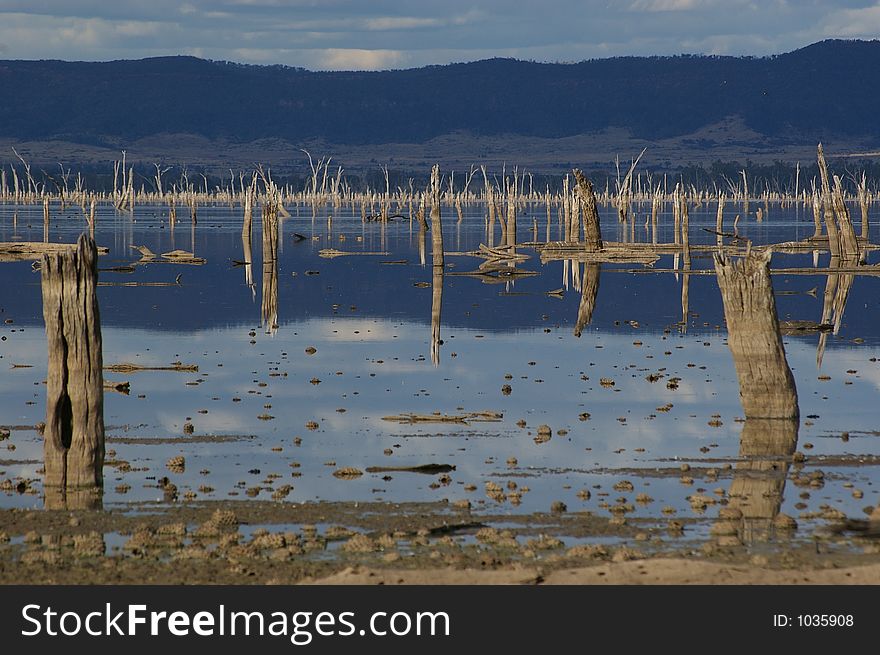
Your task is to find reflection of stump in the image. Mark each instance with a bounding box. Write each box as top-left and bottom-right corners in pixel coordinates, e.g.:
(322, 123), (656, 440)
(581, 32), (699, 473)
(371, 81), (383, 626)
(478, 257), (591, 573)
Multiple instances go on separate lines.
(729, 418), (798, 542)
(714, 250), (798, 420)
(41, 234), (104, 508)
(261, 197), (279, 333)
(431, 266), (443, 366)
(573, 263), (600, 337)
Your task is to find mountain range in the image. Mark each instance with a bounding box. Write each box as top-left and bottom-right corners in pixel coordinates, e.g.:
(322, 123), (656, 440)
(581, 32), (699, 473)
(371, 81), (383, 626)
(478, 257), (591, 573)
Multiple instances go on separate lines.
(0, 39), (877, 171)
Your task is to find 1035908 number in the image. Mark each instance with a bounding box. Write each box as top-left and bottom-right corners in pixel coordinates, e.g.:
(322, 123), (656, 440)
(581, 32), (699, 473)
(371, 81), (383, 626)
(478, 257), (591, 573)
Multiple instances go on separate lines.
(797, 614), (853, 627)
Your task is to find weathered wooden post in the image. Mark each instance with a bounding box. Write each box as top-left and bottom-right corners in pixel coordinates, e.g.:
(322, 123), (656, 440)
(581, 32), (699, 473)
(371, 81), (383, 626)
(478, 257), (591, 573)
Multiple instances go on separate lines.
(41, 234), (104, 509)
(714, 249), (798, 420)
(715, 248), (800, 543)
(572, 169), (602, 252)
(429, 164), (444, 365)
(261, 187), (279, 333)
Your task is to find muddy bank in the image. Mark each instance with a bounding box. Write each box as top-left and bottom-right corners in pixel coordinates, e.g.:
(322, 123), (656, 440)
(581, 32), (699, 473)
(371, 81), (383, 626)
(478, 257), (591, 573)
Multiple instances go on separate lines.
(2, 499), (879, 584)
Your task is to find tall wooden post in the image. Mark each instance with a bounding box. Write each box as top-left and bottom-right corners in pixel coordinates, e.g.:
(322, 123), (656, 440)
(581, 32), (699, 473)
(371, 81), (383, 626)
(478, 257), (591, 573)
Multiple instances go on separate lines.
(41, 234), (104, 508)
(572, 169), (602, 252)
(429, 165), (444, 364)
(714, 249), (798, 420)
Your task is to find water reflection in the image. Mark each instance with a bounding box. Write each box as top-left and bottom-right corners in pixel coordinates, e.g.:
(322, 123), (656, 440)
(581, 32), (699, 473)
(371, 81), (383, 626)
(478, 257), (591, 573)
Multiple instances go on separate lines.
(573, 263), (600, 337)
(261, 199), (279, 334)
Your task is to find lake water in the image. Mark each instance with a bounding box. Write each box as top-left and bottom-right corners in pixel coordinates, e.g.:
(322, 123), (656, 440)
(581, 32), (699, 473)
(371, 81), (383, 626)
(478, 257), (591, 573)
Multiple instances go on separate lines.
(1, 199), (879, 547)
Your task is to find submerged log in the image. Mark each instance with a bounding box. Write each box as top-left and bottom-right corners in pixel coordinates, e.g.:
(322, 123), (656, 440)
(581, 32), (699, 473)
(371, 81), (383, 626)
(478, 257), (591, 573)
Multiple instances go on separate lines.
(40, 234), (104, 509)
(714, 249), (798, 420)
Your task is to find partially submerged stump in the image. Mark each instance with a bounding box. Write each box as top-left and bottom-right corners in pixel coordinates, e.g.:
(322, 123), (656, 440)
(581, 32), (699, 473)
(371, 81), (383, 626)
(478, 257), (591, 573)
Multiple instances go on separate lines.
(714, 249), (798, 420)
(429, 165), (444, 365)
(715, 249), (800, 543)
(572, 169), (602, 251)
(40, 234), (104, 509)
(261, 188), (279, 333)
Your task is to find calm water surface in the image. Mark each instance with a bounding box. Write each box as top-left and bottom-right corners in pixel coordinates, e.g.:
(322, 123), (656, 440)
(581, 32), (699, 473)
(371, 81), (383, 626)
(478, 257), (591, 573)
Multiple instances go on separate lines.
(1, 200), (879, 545)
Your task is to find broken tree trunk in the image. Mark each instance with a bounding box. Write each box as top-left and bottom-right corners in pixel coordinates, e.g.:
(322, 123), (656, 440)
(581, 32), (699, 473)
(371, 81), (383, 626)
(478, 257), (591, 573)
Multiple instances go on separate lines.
(572, 169), (603, 252)
(430, 164), (444, 365)
(430, 165), (444, 268)
(40, 234), (104, 509)
(817, 144), (842, 258)
(261, 189), (279, 333)
(714, 249), (799, 420)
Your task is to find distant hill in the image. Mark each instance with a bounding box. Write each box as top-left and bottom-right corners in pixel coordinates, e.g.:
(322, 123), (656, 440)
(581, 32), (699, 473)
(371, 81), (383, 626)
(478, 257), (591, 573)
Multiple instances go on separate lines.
(0, 39), (878, 168)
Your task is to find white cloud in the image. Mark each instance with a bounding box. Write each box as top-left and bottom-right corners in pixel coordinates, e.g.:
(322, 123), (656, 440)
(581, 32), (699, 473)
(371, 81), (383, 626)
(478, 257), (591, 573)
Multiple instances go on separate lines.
(319, 48), (408, 70)
(0, 1), (869, 68)
(630, 0), (708, 11)
(822, 3), (880, 37)
(363, 16), (441, 30)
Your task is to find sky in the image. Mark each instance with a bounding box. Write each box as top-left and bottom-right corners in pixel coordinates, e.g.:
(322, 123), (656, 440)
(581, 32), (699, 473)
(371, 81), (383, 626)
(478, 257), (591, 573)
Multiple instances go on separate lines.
(0, 1), (878, 70)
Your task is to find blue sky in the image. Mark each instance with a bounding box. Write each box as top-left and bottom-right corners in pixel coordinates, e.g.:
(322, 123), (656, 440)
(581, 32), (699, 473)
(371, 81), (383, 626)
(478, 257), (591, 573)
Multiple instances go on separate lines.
(0, 1), (878, 70)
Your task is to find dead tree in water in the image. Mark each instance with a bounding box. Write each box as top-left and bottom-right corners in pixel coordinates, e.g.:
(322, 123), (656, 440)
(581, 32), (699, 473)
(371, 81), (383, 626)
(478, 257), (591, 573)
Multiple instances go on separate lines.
(714, 249), (798, 420)
(261, 186), (279, 333)
(429, 164), (444, 364)
(41, 234), (104, 509)
(715, 248), (800, 542)
(572, 169), (602, 251)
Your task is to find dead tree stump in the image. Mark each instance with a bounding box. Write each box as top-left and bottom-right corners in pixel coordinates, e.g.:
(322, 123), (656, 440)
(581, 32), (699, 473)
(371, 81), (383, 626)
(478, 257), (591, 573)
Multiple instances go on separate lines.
(572, 169), (602, 252)
(261, 191), (279, 333)
(429, 164), (444, 364)
(714, 249), (799, 420)
(41, 234), (104, 507)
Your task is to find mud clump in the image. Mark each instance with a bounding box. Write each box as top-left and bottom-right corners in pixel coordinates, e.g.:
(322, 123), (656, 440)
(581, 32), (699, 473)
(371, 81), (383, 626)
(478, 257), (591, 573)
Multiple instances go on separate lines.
(166, 456), (185, 473)
(333, 467), (364, 479)
(341, 533), (379, 553)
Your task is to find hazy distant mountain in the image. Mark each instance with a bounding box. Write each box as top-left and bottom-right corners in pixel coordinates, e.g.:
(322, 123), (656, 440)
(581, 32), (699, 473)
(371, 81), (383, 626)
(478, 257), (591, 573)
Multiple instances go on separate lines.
(0, 39), (877, 166)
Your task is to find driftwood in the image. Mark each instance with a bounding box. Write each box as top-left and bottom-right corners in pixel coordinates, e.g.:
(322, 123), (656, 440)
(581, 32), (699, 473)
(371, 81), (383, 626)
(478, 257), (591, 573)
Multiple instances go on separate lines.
(104, 362), (198, 373)
(382, 411), (503, 425)
(0, 241), (108, 262)
(103, 380), (131, 394)
(365, 464), (456, 475)
(318, 249), (390, 258)
(40, 234), (104, 509)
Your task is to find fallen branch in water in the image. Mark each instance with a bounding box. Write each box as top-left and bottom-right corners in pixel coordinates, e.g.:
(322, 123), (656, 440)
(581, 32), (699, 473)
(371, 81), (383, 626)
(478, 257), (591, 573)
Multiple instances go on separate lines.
(104, 362), (198, 373)
(382, 411), (502, 425)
